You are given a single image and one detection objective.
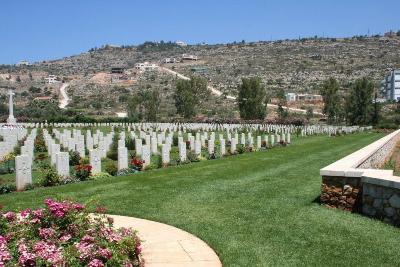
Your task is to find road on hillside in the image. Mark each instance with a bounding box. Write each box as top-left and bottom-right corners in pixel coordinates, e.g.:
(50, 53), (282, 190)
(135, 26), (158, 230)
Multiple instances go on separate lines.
(158, 66), (323, 115)
(59, 83), (70, 109)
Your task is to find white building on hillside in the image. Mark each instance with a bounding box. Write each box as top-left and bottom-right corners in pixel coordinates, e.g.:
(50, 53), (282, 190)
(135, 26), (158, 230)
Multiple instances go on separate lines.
(135, 62), (158, 71)
(16, 60), (30, 66)
(182, 54), (198, 61)
(176, 41), (187, 47)
(381, 69), (400, 101)
(45, 75), (58, 84)
(285, 93), (323, 102)
(286, 93), (296, 102)
(163, 58), (177, 63)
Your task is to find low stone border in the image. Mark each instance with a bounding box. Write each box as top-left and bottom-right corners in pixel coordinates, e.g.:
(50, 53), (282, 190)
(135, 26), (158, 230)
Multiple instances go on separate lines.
(109, 214), (222, 267)
(320, 129), (400, 225)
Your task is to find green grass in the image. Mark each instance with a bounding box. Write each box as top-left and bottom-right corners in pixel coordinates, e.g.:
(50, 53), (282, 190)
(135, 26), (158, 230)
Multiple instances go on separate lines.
(2, 132), (400, 266)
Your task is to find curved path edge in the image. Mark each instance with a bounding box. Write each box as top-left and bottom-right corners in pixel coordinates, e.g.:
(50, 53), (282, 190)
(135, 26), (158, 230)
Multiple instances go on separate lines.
(109, 214), (222, 267)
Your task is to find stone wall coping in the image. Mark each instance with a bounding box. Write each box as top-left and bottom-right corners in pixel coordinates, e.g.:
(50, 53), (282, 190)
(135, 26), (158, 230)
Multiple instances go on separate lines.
(361, 168), (400, 190)
(320, 129), (400, 178)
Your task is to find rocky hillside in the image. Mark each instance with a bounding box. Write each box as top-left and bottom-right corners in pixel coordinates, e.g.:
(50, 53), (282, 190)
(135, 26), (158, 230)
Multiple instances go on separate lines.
(1, 35), (400, 118)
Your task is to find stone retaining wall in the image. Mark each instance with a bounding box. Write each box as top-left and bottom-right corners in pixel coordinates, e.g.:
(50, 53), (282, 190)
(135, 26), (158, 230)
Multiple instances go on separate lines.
(320, 129), (400, 226)
(320, 176), (362, 212)
(362, 183), (400, 226)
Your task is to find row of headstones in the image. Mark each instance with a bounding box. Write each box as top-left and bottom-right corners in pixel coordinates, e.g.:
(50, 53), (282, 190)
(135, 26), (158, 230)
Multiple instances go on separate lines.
(15, 129), (36, 190)
(117, 131), (292, 170)
(10, 122), (370, 136)
(11, 123), (370, 191)
(0, 127), (28, 159)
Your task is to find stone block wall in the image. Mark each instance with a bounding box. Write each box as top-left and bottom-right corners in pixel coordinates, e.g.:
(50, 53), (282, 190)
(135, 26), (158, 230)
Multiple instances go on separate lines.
(362, 183), (400, 226)
(320, 176), (362, 212)
(358, 133), (400, 169)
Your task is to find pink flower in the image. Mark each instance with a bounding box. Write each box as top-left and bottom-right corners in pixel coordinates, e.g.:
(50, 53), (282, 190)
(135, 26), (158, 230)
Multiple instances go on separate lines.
(39, 228), (56, 239)
(101, 227), (122, 242)
(88, 259), (104, 267)
(81, 235), (95, 244)
(32, 208), (44, 218)
(33, 241), (63, 265)
(18, 251), (36, 267)
(123, 262), (134, 267)
(75, 241), (95, 260)
(59, 234), (71, 242)
(72, 203), (85, 211)
(3, 212), (16, 222)
(20, 208), (31, 218)
(135, 244), (142, 255)
(0, 235), (11, 265)
(99, 248), (112, 260)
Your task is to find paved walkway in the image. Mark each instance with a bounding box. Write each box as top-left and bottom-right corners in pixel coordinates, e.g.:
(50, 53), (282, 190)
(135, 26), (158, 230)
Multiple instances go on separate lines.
(110, 214), (222, 267)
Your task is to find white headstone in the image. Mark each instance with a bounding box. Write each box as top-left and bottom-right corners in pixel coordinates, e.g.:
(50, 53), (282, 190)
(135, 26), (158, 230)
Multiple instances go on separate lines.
(89, 149), (102, 175)
(118, 146), (128, 170)
(56, 152), (69, 177)
(16, 154), (31, 190)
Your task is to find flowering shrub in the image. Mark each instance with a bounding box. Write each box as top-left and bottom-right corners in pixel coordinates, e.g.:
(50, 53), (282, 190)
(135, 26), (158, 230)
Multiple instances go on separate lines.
(39, 168), (61, 187)
(131, 158), (144, 171)
(0, 199), (142, 266)
(75, 164), (92, 181)
(34, 132), (47, 153)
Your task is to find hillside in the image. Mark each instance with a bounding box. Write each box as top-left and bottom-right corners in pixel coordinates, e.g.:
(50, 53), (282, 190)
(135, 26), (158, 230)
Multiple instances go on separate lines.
(1, 35), (400, 119)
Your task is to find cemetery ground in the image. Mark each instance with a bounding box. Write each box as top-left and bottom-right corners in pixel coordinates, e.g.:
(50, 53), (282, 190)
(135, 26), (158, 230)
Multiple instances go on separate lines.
(2, 131), (400, 266)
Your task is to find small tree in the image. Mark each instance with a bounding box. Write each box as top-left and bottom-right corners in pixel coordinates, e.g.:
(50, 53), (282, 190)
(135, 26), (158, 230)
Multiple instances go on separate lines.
(320, 78), (342, 124)
(345, 77), (375, 125)
(238, 77), (267, 120)
(306, 107), (314, 121)
(276, 88), (288, 119)
(143, 89), (161, 121)
(174, 77), (208, 118)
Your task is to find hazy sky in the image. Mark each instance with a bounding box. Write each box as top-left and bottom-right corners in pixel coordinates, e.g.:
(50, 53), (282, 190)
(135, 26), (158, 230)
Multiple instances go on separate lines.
(1, 0), (399, 64)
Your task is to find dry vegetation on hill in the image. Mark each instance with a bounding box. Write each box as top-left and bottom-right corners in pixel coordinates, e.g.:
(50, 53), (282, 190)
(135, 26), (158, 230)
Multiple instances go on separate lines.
(0, 35), (400, 120)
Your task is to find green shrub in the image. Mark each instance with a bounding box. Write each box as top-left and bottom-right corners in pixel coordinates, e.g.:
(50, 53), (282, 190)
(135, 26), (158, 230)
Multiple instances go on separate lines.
(69, 150), (81, 166)
(107, 150), (118, 161)
(237, 145), (245, 154)
(39, 168), (60, 187)
(173, 135), (179, 146)
(0, 184), (16, 194)
(92, 172), (113, 180)
(187, 151), (200, 162)
(105, 162), (118, 176)
(126, 137), (135, 150)
(80, 157), (89, 165)
(34, 131), (47, 153)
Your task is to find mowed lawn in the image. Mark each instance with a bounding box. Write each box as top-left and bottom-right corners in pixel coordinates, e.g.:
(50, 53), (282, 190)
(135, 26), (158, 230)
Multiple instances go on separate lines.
(2, 132), (400, 266)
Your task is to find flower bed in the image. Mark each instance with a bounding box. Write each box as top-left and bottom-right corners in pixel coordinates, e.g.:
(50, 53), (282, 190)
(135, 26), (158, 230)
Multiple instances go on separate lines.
(0, 199), (142, 266)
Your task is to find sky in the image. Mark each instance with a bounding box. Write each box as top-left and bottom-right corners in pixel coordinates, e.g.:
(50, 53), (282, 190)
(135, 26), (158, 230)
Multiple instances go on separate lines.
(0, 0), (399, 64)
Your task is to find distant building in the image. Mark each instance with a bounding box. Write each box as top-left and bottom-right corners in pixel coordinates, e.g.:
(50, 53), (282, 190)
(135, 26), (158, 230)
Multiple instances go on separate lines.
(286, 93), (297, 102)
(176, 41), (187, 47)
(34, 96), (52, 101)
(381, 69), (400, 101)
(16, 60), (30, 66)
(163, 58), (178, 63)
(44, 75), (58, 84)
(285, 93), (322, 102)
(134, 62), (157, 71)
(182, 54), (198, 61)
(191, 67), (208, 74)
(111, 67), (125, 74)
